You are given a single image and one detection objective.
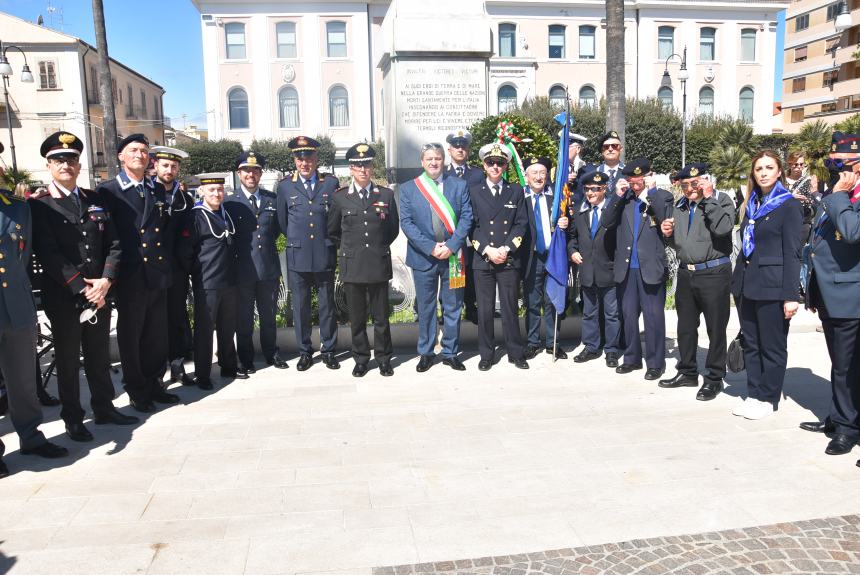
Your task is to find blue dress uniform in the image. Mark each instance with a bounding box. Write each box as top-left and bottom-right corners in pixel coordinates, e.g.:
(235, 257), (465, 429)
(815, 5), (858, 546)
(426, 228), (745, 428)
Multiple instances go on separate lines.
(225, 151), (285, 371)
(327, 144), (400, 376)
(275, 136), (339, 368)
(603, 158), (674, 378)
(0, 187), (65, 461)
(98, 133), (179, 412)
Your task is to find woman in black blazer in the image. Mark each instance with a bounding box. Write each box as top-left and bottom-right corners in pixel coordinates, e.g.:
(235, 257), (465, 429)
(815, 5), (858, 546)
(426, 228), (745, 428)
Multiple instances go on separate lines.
(730, 150), (803, 420)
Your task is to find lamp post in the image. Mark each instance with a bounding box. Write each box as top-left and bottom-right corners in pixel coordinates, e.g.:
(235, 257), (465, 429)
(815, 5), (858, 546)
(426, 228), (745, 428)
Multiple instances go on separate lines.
(661, 46), (689, 167)
(0, 41), (35, 172)
(836, 1), (852, 33)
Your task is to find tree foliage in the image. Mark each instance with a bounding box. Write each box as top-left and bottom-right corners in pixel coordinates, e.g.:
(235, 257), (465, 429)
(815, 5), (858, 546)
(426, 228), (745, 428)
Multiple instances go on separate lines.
(176, 139), (244, 178)
(791, 120), (833, 182)
(833, 112), (860, 134)
(708, 144), (749, 199)
(468, 113), (557, 181)
(511, 96), (564, 140)
(249, 138), (293, 173)
(316, 134), (337, 171)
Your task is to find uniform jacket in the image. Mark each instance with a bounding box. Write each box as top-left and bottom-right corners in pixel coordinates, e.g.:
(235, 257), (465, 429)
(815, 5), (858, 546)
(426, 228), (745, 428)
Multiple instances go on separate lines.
(224, 188), (281, 282)
(568, 196), (618, 288)
(0, 190), (36, 329)
(275, 172), (338, 273)
(604, 187), (674, 285)
(522, 186), (557, 273)
(468, 179), (529, 271)
(805, 192), (860, 318)
(399, 174), (473, 272)
(98, 171), (172, 289)
(327, 183), (400, 283)
(160, 180), (194, 275)
(666, 191), (735, 265)
(731, 195), (802, 302)
(445, 163), (484, 187)
(184, 204), (239, 291)
(29, 184), (121, 308)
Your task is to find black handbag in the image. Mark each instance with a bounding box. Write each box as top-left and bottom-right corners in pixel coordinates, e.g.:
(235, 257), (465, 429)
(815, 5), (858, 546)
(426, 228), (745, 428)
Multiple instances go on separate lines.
(727, 330), (745, 373)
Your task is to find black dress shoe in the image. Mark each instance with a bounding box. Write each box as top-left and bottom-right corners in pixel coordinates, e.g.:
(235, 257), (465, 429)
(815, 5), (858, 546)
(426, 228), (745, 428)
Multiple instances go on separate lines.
(21, 441), (68, 459)
(416, 355), (434, 373)
(93, 408), (139, 426)
(241, 364), (257, 375)
(574, 350), (602, 363)
(221, 369), (250, 380)
(267, 356), (290, 369)
(65, 422), (94, 442)
(195, 378), (214, 390)
(352, 363), (368, 378)
(524, 345), (540, 360)
(825, 434), (857, 456)
(644, 368), (665, 381)
(696, 380), (723, 401)
(179, 373), (196, 386)
(379, 361), (394, 377)
(509, 358), (529, 369)
(605, 353), (619, 368)
(152, 390), (181, 404)
(615, 363), (642, 374)
(296, 354), (313, 371)
(658, 372), (699, 388)
(546, 348), (568, 360)
(0, 458), (9, 479)
(130, 399), (157, 413)
(37, 389), (60, 407)
(799, 420), (835, 433)
(322, 353), (340, 370)
(441, 357), (466, 371)
(478, 359), (492, 371)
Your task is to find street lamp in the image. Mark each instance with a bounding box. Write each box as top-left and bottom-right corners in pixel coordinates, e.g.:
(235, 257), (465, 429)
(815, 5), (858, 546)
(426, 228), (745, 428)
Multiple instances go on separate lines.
(836, 1), (852, 33)
(661, 46), (690, 167)
(0, 40), (35, 172)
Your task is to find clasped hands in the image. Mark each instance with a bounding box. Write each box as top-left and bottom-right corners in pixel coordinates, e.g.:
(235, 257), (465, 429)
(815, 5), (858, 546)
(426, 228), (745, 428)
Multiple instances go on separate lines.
(431, 242), (452, 260)
(82, 278), (111, 309)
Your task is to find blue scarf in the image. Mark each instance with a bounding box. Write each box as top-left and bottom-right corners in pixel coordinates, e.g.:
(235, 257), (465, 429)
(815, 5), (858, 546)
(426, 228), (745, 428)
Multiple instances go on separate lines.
(742, 181), (792, 258)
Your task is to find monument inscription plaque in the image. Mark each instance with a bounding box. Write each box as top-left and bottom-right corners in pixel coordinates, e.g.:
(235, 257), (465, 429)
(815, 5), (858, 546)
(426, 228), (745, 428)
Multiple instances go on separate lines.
(398, 62), (487, 135)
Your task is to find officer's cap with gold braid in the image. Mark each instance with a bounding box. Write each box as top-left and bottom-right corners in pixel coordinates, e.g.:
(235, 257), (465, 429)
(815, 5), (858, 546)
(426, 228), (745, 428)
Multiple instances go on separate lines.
(523, 156), (552, 173)
(478, 142), (512, 162)
(288, 136), (321, 157)
(831, 131), (860, 153)
(236, 150), (266, 170)
(446, 129), (473, 148)
(345, 142), (376, 164)
(621, 157), (652, 177)
(580, 170), (607, 187)
(151, 146), (189, 163)
(675, 162), (709, 180)
(40, 131), (84, 158)
(599, 130), (622, 148)
(198, 174), (225, 186)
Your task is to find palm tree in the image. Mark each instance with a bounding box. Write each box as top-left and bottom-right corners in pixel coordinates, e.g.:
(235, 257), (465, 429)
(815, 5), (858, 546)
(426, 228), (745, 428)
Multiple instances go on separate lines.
(92, 0), (119, 178)
(718, 120), (754, 155)
(709, 144), (750, 209)
(791, 119), (832, 183)
(605, 0), (626, 148)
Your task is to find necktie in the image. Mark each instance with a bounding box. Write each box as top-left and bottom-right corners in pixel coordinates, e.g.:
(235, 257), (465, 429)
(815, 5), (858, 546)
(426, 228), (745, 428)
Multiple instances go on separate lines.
(492, 184), (500, 197)
(250, 194), (258, 214)
(69, 191), (81, 215)
(590, 205), (599, 239)
(304, 179), (313, 195)
(631, 199), (642, 269)
(361, 188), (369, 206)
(456, 166), (464, 178)
(534, 195), (546, 254)
(688, 201), (696, 231)
(609, 169), (617, 189)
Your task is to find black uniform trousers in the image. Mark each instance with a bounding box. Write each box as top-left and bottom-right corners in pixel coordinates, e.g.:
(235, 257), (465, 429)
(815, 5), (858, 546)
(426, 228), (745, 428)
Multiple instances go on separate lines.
(236, 279), (280, 366)
(739, 298), (790, 406)
(0, 323), (47, 449)
(619, 270), (666, 370)
(288, 270), (337, 355)
(463, 246), (477, 317)
(674, 264), (731, 383)
(815, 286), (860, 437)
(166, 273), (192, 362)
(116, 271), (168, 403)
(43, 303), (115, 425)
(474, 266), (525, 362)
(193, 286), (238, 382)
(344, 282), (392, 365)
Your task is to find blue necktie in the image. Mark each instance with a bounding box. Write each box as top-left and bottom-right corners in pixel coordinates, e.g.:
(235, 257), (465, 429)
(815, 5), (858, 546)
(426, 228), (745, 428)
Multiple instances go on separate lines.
(631, 199), (642, 269)
(590, 205), (599, 239)
(534, 195), (546, 254)
(688, 201), (696, 231)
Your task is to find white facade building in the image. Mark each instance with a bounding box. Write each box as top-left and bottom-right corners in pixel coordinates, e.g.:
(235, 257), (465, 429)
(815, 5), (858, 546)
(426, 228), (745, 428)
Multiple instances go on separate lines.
(192, 0), (787, 159)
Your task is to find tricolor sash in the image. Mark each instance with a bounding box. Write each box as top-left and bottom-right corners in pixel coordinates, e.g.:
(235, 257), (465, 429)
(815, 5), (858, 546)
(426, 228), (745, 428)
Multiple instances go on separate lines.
(414, 173), (466, 289)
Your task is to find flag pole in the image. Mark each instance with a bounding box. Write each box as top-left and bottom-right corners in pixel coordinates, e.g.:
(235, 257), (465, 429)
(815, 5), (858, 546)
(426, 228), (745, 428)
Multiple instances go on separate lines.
(553, 85), (571, 363)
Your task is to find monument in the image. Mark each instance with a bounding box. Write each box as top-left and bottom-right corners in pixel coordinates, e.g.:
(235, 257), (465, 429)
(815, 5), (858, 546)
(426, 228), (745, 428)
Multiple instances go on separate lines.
(377, 0), (492, 183)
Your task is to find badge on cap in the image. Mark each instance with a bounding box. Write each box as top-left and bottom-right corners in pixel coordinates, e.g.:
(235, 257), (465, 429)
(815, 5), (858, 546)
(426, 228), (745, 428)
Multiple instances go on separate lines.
(633, 166), (642, 175)
(356, 144), (369, 157)
(609, 131), (618, 138)
(690, 167), (699, 177)
(247, 153), (258, 165)
(297, 137), (308, 146)
(594, 173), (603, 182)
(59, 133), (76, 148)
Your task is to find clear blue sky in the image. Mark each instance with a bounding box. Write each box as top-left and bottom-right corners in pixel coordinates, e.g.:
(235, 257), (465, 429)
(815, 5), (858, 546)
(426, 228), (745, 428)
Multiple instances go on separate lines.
(0, 0), (206, 128)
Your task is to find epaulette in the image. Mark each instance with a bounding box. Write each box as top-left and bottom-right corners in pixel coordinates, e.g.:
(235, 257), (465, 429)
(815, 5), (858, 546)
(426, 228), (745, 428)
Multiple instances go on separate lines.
(29, 189), (51, 200)
(335, 185), (349, 194)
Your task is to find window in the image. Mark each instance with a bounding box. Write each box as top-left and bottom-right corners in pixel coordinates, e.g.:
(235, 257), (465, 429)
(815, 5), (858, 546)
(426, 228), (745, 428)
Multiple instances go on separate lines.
(225, 22), (246, 59)
(791, 108), (805, 123)
(740, 28), (756, 61)
(38, 61), (57, 89)
(658, 86), (673, 109)
(549, 25), (565, 59)
(111, 78), (117, 103)
(498, 85), (517, 112)
(658, 26), (674, 60)
(141, 89), (147, 116)
(579, 25), (596, 60)
(698, 86), (714, 116)
(278, 86), (300, 128)
(822, 102), (838, 113)
(794, 45), (808, 62)
(499, 23), (516, 57)
(89, 65), (99, 102)
(329, 86), (349, 126)
(827, 2), (840, 21)
(326, 21), (346, 58)
(824, 69), (839, 88)
(127, 84), (133, 114)
(699, 27), (716, 61)
(579, 85), (596, 107)
(549, 85), (567, 108)
(276, 22), (297, 58)
(153, 96), (159, 120)
(228, 87), (249, 129)
(739, 87), (754, 123)
(792, 77), (806, 93)
(795, 13), (809, 31)
(826, 35), (841, 53)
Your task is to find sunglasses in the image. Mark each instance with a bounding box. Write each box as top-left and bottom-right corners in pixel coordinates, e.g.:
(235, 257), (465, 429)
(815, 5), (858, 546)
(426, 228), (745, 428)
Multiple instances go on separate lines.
(602, 143), (621, 151)
(584, 185), (605, 192)
(679, 181), (700, 190)
(791, 162), (805, 167)
(824, 158), (859, 170)
(484, 159), (507, 167)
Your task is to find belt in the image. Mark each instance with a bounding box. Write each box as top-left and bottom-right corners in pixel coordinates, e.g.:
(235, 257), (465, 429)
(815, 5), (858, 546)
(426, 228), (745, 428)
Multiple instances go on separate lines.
(685, 256), (730, 271)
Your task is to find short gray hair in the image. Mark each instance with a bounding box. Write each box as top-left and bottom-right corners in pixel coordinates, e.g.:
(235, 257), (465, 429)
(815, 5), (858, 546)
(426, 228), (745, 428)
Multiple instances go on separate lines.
(420, 142), (444, 161)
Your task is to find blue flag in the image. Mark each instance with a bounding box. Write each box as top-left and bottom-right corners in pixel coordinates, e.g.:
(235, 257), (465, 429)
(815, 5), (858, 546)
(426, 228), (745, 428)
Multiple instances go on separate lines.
(552, 112), (570, 224)
(545, 226), (569, 314)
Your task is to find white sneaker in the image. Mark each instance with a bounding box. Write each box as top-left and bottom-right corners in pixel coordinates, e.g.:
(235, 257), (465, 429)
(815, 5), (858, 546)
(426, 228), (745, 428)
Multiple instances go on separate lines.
(732, 397), (749, 417)
(743, 398), (775, 420)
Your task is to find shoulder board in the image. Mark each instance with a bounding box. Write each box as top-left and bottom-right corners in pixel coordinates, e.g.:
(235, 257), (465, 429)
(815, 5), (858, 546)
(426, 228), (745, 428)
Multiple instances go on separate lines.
(373, 185), (393, 193)
(335, 185), (349, 193)
(291, 172), (298, 182)
(29, 189), (51, 200)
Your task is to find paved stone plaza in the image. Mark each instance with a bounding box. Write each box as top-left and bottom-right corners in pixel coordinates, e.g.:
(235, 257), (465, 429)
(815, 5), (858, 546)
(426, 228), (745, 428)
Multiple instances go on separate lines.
(0, 309), (858, 574)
